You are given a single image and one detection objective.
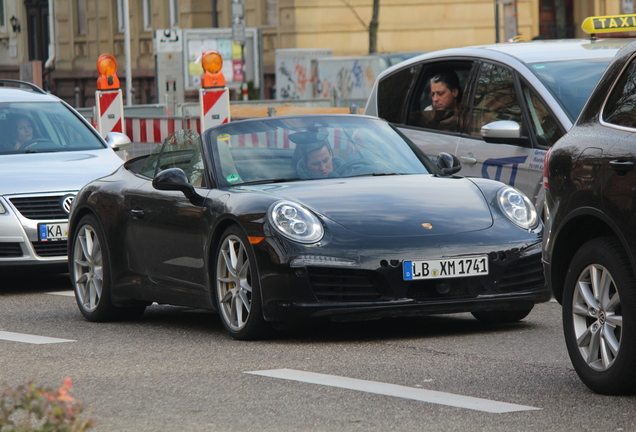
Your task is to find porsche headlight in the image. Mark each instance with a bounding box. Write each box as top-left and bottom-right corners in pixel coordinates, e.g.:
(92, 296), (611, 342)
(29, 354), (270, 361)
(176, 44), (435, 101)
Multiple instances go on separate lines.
(497, 187), (538, 230)
(269, 201), (324, 244)
(0, 202), (6, 214)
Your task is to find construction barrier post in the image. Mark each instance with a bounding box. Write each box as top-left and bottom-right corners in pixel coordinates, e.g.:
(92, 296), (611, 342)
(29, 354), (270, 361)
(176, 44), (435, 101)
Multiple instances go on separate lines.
(95, 54), (125, 137)
(199, 49), (231, 131)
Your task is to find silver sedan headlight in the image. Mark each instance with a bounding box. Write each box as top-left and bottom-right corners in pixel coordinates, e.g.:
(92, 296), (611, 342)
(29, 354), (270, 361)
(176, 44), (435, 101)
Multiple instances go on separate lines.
(269, 201), (324, 243)
(497, 186), (538, 230)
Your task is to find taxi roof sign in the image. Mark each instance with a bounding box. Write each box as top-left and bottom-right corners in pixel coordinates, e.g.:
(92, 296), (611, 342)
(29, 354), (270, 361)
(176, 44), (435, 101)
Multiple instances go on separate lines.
(581, 14), (636, 34)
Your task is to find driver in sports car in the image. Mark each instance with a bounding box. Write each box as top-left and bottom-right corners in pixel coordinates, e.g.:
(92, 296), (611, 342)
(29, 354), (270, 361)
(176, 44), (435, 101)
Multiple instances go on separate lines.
(295, 139), (345, 179)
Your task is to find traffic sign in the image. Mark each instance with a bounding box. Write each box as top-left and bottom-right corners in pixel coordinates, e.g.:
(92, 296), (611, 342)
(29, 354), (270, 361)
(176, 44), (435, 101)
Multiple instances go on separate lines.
(232, 0), (244, 18)
(232, 19), (246, 45)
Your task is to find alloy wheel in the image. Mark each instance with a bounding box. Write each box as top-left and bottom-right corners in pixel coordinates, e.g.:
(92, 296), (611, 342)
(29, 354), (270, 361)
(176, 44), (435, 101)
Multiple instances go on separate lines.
(572, 263), (623, 371)
(72, 224), (103, 312)
(216, 234), (253, 332)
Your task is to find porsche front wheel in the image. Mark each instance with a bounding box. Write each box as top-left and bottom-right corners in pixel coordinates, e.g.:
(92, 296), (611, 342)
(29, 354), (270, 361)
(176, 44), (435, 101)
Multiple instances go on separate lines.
(563, 237), (636, 395)
(70, 214), (145, 321)
(215, 226), (268, 340)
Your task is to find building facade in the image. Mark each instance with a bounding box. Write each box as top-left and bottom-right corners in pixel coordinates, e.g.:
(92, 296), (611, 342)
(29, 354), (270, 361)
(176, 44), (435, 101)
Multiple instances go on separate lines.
(0, 0), (630, 107)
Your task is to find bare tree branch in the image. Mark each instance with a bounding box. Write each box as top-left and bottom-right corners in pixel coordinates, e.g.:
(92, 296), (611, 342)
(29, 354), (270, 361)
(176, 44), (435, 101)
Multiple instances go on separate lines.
(339, 0), (370, 31)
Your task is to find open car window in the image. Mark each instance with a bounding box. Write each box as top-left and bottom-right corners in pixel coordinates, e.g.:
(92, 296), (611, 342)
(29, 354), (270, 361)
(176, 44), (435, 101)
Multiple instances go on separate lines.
(406, 61), (473, 134)
(204, 116), (433, 187)
(0, 101), (106, 155)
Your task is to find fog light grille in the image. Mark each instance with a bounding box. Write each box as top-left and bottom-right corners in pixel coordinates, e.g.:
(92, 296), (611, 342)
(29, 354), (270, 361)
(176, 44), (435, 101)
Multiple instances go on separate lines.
(0, 243), (22, 257)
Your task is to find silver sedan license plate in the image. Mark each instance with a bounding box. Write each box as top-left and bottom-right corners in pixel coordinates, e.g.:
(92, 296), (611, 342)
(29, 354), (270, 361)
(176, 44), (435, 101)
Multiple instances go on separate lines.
(38, 223), (68, 242)
(403, 256), (489, 280)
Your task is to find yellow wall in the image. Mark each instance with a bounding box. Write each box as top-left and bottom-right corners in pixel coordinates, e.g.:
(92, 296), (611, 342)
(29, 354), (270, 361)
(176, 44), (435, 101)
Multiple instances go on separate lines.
(269, 0), (541, 56)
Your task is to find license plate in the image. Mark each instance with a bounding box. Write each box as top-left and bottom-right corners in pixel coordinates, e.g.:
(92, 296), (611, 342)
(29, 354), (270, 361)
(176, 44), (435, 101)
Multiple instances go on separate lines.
(38, 223), (68, 242)
(403, 256), (489, 280)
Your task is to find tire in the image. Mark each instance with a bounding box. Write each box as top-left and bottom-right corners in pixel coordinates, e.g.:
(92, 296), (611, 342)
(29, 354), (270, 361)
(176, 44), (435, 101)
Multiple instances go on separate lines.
(215, 225), (269, 340)
(563, 237), (636, 395)
(70, 215), (146, 322)
(471, 306), (533, 324)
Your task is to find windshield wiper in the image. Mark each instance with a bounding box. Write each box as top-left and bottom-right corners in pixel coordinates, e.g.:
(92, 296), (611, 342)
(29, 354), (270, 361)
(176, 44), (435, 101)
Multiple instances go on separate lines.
(345, 172), (402, 178)
(239, 177), (307, 185)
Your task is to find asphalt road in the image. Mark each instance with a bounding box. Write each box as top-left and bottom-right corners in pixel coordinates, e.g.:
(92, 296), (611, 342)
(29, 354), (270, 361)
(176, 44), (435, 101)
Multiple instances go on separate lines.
(1, 270), (635, 431)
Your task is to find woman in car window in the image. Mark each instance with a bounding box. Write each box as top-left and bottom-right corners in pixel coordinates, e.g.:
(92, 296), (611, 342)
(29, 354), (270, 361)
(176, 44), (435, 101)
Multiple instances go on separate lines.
(12, 115), (35, 150)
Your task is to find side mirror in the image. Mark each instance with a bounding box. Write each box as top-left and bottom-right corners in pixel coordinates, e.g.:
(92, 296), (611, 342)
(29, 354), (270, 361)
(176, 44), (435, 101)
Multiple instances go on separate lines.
(436, 152), (461, 176)
(105, 131), (131, 151)
(152, 168), (196, 199)
(480, 120), (529, 145)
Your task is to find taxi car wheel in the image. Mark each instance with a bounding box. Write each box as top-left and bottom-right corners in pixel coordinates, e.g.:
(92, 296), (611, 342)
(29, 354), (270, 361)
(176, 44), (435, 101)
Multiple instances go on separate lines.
(70, 214), (145, 322)
(563, 237), (636, 395)
(214, 226), (268, 340)
(471, 307), (533, 324)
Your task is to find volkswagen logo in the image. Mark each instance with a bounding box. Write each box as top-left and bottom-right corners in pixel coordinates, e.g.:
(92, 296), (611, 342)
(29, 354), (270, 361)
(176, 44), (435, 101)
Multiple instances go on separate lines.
(61, 195), (75, 214)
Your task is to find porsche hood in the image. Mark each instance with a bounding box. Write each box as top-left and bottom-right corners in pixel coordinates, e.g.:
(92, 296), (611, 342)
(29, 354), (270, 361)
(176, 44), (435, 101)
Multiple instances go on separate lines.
(249, 175), (494, 236)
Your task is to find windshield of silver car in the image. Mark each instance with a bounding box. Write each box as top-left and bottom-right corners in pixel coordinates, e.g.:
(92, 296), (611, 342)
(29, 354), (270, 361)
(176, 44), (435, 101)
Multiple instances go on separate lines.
(0, 102), (106, 155)
(529, 58), (615, 122)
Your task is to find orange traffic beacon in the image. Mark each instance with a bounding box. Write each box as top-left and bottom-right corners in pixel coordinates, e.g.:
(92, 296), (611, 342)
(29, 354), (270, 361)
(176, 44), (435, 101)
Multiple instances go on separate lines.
(95, 54), (125, 137)
(96, 54), (121, 90)
(201, 49), (226, 88)
(200, 50), (231, 130)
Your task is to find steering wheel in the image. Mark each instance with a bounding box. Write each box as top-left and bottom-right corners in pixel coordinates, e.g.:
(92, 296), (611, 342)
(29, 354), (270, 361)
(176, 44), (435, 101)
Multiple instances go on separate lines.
(17, 139), (57, 151)
(337, 159), (381, 176)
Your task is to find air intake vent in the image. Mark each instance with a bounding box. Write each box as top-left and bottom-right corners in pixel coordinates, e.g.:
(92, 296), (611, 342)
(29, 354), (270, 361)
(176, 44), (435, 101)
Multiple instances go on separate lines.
(307, 268), (383, 302)
(9, 196), (70, 220)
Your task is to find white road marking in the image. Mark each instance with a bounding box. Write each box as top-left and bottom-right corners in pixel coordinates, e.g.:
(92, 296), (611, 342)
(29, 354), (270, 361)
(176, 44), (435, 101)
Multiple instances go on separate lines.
(0, 331), (75, 344)
(47, 291), (75, 297)
(246, 369), (540, 414)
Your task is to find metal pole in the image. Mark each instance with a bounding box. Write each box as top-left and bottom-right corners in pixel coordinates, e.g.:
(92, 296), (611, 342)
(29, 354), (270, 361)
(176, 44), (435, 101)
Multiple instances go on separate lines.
(241, 44), (247, 100)
(123, 0), (133, 105)
(495, 1), (500, 43)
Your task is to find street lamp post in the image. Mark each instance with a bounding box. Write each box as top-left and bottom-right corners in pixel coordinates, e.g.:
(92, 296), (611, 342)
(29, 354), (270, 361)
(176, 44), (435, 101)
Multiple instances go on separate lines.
(231, 0), (247, 100)
(123, 0), (133, 105)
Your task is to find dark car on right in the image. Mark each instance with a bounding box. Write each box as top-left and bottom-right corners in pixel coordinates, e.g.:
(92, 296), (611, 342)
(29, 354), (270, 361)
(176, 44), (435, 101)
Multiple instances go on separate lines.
(543, 40), (636, 395)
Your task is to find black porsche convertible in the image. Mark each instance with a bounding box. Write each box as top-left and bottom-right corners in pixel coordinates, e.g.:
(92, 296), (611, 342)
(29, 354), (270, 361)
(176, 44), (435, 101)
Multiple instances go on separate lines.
(68, 114), (549, 339)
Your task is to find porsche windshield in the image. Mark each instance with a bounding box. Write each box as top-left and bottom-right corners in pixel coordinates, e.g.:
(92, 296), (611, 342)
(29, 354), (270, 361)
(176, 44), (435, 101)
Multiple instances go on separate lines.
(0, 101), (105, 155)
(206, 116), (433, 186)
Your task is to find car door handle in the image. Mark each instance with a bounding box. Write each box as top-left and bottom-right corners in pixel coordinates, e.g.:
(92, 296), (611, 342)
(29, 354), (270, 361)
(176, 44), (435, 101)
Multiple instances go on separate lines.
(609, 160), (635, 173)
(131, 209), (144, 220)
(460, 155), (477, 164)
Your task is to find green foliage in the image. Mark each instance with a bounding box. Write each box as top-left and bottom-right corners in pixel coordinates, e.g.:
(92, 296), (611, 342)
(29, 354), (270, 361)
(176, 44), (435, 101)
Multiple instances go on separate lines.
(0, 378), (94, 432)
(247, 80), (260, 100)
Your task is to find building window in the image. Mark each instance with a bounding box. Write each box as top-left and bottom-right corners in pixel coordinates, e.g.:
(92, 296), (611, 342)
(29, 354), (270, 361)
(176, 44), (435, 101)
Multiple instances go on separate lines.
(116, 0), (124, 33)
(142, 0), (152, 31)
(0, 0), (5, 29)
(266, 0), (277, 26)
(76, 0), (87, 35)
(169, 0), (178, 28)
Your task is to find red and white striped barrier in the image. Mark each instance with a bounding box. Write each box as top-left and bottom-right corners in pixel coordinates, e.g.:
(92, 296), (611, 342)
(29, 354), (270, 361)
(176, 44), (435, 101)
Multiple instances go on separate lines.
(233, 128), (352, 151)
(125, 117), (201, 144)
(200, 88), (230, 131)
(96, 89), (125, 137)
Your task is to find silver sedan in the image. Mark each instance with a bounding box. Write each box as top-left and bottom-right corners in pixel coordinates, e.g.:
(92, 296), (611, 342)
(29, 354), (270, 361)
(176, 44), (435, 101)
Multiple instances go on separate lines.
(0, 80), (129, 271)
